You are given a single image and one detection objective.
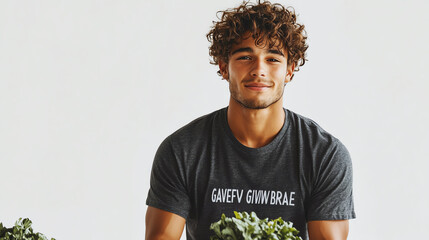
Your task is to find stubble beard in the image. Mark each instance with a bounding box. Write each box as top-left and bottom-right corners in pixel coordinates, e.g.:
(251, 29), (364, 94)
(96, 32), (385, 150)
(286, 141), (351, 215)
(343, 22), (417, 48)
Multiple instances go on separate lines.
(229, 84), (285, 110)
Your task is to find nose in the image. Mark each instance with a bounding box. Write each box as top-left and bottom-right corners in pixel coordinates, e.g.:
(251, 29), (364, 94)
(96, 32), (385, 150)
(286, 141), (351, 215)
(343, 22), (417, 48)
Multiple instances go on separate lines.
(250, 59), (266, 78)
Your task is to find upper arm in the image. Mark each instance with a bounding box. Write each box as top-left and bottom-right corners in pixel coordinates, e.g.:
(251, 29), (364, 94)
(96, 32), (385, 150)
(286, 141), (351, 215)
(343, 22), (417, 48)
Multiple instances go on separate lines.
(146, 137), (191, 219)
(306, 140), (355, 221)
(145, 206), (186, 240)
(307, 220), (349, 240)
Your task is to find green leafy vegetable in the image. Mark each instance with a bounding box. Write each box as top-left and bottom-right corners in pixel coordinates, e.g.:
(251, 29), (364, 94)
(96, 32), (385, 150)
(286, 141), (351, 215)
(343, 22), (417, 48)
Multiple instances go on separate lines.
(0, 218), (55, 240)
(210, 211), (303, 240)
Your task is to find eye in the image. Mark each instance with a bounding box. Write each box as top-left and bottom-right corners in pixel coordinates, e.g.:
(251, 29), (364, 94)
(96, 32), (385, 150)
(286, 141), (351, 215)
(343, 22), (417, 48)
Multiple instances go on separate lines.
(267, 58), (280, 62)
(237, 56), (251, 60)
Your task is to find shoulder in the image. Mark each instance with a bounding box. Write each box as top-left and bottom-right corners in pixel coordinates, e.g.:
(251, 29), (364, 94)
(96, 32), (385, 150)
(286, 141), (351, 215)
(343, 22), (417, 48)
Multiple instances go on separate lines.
(286, 109), (337, 142)
(154, 108), (225, 165)
(170, 108), (224, 137)
(286, 110), (353, 192)
(161, 108), (225, 148)
(285, 109), (349, 156)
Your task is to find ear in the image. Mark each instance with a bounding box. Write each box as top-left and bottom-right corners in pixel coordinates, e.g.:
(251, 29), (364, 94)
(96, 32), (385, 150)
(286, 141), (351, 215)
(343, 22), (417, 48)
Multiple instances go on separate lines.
(285, 62), (296, 83)
(218, 60), (229, 80)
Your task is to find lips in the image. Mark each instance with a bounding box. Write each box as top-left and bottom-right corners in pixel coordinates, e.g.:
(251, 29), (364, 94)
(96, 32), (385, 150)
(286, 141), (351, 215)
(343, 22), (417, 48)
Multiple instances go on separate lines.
(244, 82), (272, 91)
(245, 83), (271, 87)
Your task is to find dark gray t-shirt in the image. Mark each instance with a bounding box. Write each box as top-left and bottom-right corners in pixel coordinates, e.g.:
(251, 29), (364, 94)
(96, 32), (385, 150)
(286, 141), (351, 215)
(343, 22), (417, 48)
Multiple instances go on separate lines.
(146, 107), (355, 240)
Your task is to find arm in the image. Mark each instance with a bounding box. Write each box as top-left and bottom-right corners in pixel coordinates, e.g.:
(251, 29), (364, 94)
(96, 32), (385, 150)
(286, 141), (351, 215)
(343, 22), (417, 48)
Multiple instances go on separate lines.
(306, 140), (355, 239)
(145, 206), (186, 240)
(307, 220), (349, 240)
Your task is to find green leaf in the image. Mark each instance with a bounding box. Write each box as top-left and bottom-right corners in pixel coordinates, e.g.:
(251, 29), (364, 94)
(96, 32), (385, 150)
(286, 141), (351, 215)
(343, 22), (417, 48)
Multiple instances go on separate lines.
(221, 227), (237, 240)
(233, 211), (242, 220)
(0, 218), (55, 240)
(210, 211), (303, 240)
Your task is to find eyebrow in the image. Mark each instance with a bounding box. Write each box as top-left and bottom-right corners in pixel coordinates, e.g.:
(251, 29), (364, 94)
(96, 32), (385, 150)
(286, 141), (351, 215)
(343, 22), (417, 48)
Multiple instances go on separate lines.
(231, 47), (253, 55)
(267, 49), (285, 57)
(231, 47), (285, 57)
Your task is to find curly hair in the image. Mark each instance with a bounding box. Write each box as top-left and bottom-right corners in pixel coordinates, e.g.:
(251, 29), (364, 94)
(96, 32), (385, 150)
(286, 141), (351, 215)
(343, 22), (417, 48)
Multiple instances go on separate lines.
(207, 0), (308, 79)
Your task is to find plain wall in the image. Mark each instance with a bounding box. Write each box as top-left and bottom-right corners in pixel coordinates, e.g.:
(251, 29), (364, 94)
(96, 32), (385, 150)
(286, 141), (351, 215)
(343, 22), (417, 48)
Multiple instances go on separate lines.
(1, 0), (428, 239)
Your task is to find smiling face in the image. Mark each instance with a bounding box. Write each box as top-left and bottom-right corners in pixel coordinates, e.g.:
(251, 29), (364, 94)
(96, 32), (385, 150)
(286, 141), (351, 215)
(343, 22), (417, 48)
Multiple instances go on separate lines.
(219, 36), (295, 109)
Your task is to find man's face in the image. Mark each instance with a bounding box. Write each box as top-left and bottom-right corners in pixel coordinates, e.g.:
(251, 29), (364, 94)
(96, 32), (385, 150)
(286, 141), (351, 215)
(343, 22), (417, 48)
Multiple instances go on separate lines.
(219, 36), (294, 109)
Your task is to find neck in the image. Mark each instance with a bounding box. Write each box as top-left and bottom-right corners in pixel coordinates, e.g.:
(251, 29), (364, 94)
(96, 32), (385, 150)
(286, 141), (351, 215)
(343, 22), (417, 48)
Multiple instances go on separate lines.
(227, 98), (285, 148)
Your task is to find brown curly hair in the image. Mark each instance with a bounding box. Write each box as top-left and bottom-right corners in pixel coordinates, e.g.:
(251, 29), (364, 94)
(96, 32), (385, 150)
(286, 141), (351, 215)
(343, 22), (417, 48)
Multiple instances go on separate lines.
(207, 0), (308, 79)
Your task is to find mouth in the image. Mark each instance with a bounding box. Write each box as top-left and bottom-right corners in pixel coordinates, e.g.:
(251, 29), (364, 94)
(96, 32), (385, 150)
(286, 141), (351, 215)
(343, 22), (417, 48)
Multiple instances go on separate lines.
(244, 82), (272, 91)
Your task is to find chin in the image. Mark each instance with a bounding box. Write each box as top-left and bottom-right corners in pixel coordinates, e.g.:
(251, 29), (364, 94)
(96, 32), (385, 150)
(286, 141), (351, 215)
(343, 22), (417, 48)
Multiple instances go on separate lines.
(238, 100), (277, 109)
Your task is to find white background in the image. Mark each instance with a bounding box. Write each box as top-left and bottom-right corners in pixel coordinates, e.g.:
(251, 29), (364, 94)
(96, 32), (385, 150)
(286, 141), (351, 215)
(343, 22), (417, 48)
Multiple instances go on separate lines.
(1, 0), (428, 239)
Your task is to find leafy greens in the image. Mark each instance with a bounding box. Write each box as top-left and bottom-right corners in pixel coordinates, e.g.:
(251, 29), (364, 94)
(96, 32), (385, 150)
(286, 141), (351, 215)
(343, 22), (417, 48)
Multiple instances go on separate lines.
(210, 211), (303, 240)
(0, 218), (55, 240)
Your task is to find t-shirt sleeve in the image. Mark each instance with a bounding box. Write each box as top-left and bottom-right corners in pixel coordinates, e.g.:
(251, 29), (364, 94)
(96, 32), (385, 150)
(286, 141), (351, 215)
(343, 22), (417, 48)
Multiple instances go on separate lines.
(306, 139), (356, 221)
(146, 136), (191, 220)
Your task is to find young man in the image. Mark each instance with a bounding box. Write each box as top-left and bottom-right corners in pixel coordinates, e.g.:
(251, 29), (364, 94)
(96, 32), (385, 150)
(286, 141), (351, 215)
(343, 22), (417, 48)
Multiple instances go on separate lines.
(145, 1), (355, 239)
